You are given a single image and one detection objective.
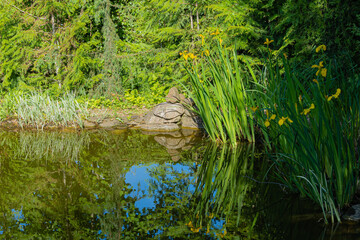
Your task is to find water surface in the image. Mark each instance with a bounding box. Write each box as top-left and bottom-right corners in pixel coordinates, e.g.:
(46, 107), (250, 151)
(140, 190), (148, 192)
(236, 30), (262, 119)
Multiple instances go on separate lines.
(0, 130), (357, 239)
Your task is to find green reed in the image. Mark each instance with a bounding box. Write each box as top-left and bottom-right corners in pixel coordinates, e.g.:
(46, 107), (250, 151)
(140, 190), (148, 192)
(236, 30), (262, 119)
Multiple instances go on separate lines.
(182, 44), (258, 146)
(258, 48), (360, 223)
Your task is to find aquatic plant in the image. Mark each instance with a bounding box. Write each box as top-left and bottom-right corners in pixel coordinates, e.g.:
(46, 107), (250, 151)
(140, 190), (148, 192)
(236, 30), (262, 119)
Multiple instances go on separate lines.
(182, 42), (259, 146)
(16, 92), (88, 129)
(258, 45), (360, 223)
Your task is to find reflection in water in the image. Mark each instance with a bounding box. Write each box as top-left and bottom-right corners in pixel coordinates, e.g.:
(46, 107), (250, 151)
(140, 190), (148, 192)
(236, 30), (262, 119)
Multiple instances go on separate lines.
(0, 130), (356, 239)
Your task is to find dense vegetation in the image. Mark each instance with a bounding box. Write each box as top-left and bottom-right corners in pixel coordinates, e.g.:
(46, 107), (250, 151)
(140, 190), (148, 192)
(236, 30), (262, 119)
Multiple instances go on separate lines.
(0, 0), (359, 98)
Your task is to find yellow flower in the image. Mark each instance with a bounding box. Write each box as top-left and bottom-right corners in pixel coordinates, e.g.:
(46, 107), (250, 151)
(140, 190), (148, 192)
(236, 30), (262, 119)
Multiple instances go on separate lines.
(270, 114), (276, 120)
(219, 38), (223, 45)
(278, 117), (287, 126)
(334, 88), (341, 98)
(206, 226), (210, 234)
(313, 79), (319, 84)
(211, 29), (220, 35)
(188, 53), (197, 60)
(199, 34), (205, 45)
(265, 119), (270, 127)
(327, 88), (341, 101)
(250, 106), (258, 112)
(316, 44), (326, 53)
(311, 61), (325, 76)
(301, 103), (315, 115)
(321, 68), (327, 77)
(264, 38), (274, 46)
(287, 118), (293, 123)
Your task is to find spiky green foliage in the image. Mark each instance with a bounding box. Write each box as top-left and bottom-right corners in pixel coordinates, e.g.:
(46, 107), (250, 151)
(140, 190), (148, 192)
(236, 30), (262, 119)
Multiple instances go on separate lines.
(183, 44), (259, 146)
(254, 49), (360, 223)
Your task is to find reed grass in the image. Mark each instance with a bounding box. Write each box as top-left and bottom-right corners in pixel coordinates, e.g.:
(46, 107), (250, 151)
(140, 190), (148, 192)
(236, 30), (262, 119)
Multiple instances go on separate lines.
(15, 92), (88, 129)
(183, 44), (259, 146)
(258, 52), (360, 223)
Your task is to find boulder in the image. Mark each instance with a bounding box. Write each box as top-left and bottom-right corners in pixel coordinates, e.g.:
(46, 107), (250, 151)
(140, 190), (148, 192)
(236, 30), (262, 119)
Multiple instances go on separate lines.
(165, 87), (181, 103)
(143, 102), (184, 125)
(99, 119), (126, 129)
(83, 120), (97, 128)
(141, 130), (182, 138)
(140, 123), (180, 132)
(153, 103), (184, 120)
(154, 136), (186, 149)
(181, 98), (195, 107)
(182, 115), (203, 129)
(343, 205), (360, 222)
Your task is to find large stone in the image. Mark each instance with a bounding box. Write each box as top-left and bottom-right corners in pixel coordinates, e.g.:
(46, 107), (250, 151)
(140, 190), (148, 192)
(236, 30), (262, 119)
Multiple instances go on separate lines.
(99, 119), (127, 129)
(140, 123), (180, 132)
(165, 87), (181, 103)
(167, 149), (181, 162)
(83, 120), (97, 128)
(182, 115), (203, 129)
(343, 204), (360, 222)
(143, 103), (184, 125)
(141, 130), (182, 138)
(181, 98), (195, 107)
(154, 136), (186, 149)
(153, 103), (184, 120)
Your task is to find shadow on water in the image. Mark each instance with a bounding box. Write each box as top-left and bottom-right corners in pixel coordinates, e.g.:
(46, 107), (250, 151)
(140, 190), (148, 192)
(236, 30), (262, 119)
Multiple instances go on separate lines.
(0, 130), (358, 239)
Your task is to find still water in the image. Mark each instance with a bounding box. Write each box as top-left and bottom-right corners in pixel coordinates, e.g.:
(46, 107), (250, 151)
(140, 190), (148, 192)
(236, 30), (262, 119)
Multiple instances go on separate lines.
(0, 129), (358, 239)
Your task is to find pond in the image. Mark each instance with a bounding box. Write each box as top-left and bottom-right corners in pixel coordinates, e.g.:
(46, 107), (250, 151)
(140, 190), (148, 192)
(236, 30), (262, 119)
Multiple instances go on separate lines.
(0, 129), (357, 239)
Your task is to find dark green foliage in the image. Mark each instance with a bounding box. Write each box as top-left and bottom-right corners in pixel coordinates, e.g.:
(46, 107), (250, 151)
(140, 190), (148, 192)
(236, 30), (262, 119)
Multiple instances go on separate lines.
(0, 0), (359, 101)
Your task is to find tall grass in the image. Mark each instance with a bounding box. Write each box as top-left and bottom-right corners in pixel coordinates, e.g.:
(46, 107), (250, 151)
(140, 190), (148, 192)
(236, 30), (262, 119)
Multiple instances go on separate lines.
(183, 44), (258, 146)
(184, 41), (360, 223)
(15, 92), (88, 129)
(256, 51), (360, 223)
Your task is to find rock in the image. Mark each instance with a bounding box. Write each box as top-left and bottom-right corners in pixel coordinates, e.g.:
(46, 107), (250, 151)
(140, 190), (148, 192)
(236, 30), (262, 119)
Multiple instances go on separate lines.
(83, 120), (97, 128)
(99, 119), (126, 129)
(153, 103), (184, 120)
(182, 98), (195, 107)
(143, 103), (184, 125)
(181, 128), (197, 137)
(154, 136), (186, 149)
(343, 205), (360, 221)
(141, 130), (182, 138)
(182, 115), (203, 129)
(179, 94), (186, 102)
(167, 149), (181, 162)
(140, 123), (180, 132)
(165, 87), (181, 103)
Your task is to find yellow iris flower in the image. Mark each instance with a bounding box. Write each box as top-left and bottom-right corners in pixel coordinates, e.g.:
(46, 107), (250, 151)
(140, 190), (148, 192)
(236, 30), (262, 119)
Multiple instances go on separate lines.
(264, 38), (274, 46)
(301, 103), (315, 115)
(316, 45), (326, 53)
(250, 106), (258, 112)
(265, 119), (270, 127)
(311, 61), (325, 76)
(327, 88), (341, 101)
